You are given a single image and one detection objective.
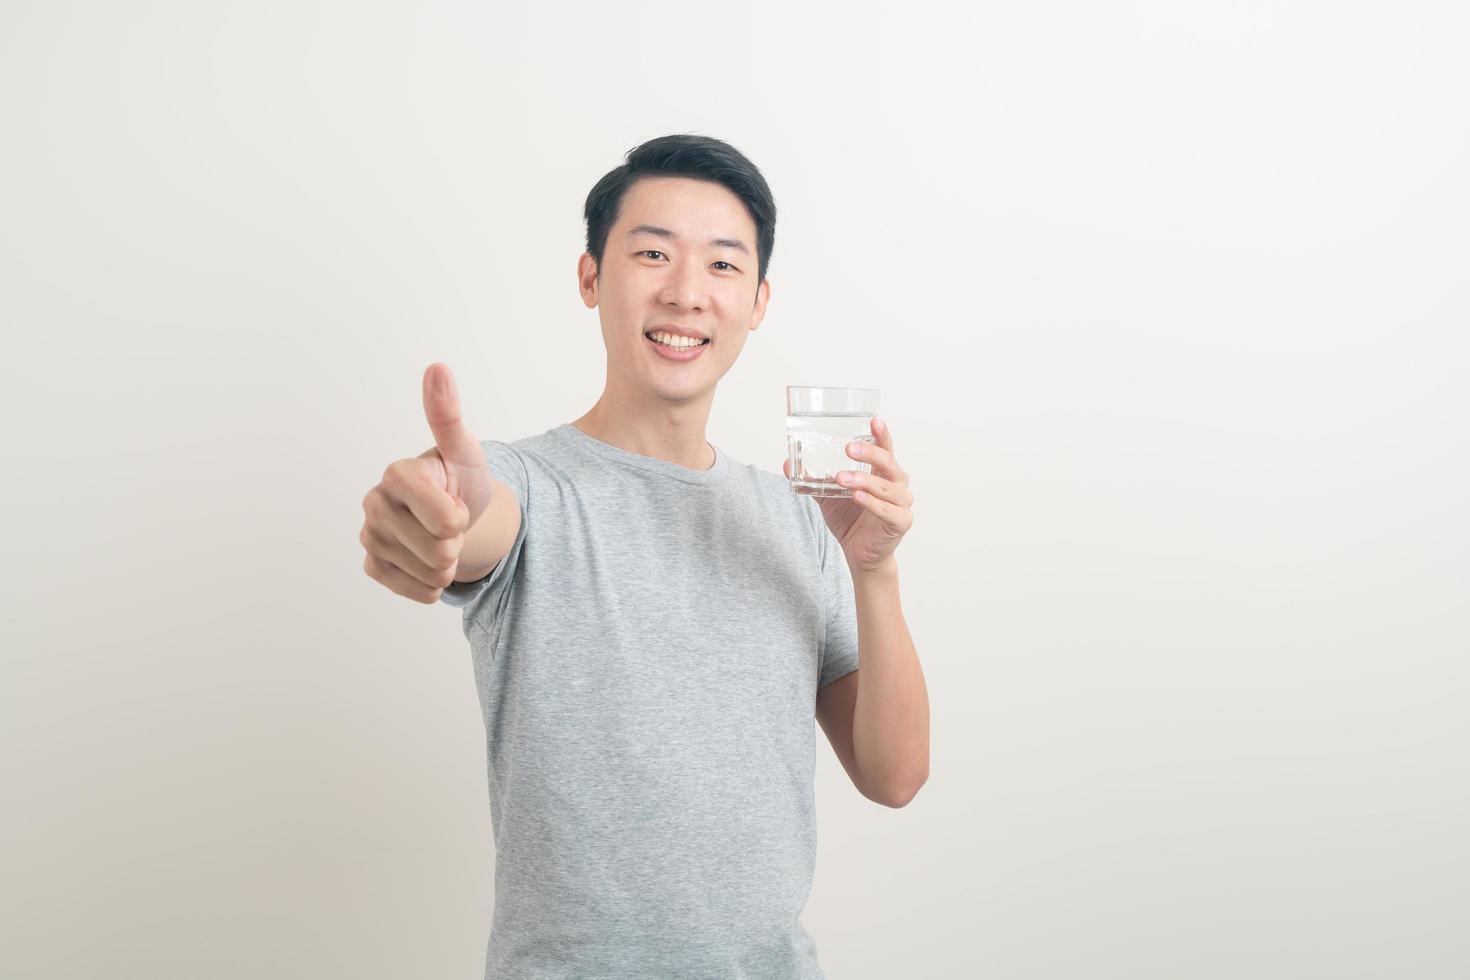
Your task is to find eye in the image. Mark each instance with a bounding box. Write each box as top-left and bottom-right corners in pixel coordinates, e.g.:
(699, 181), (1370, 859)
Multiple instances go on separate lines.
(639, 250), (737, 272)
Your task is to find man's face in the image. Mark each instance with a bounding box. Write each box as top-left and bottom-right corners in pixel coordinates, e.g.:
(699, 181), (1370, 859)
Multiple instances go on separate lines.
(579, 176), (770, 406)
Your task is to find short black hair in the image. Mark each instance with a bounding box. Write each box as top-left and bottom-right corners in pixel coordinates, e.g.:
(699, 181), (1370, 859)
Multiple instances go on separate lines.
(583, 133), (777, 284)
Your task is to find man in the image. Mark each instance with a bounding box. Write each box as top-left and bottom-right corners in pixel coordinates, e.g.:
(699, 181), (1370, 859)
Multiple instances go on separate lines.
(360, 134), (928, 979)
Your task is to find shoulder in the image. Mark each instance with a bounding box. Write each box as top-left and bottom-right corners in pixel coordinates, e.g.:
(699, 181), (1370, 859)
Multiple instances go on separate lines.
(478, 428), (565, 475)
(472, 429), (566, 507)
(728, 459), (826, 548)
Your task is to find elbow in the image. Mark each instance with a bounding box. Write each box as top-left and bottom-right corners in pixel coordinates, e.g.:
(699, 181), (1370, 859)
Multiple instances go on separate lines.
(874, 769), (928, 809)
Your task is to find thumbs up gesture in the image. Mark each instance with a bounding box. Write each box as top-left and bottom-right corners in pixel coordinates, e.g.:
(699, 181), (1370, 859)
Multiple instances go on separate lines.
(359, 364), (496, 603)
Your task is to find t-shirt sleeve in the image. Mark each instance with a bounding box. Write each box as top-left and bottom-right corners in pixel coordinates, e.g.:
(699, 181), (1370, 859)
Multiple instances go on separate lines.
(438, 439), (529, 611)
(812, 501), (860, 689)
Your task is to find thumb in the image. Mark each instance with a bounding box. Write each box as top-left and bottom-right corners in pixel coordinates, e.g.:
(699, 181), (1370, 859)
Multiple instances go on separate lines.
(422, 362), (482, 469)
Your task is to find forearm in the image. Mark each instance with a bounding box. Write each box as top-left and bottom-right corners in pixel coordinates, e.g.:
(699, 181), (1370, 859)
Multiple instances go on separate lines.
(850, 562), (930, 805)
(454, 477), (520, 584)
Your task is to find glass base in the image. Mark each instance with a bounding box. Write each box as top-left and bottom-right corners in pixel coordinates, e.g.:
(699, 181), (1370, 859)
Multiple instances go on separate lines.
(790, 478), (854, 498)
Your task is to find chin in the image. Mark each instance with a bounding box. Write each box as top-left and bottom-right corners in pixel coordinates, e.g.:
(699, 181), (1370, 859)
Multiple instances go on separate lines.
(651, 384), (704, 403)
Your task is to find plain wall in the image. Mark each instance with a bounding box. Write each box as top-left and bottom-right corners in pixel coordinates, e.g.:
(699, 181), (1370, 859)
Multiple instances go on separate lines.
(2, 1), (1466, 977)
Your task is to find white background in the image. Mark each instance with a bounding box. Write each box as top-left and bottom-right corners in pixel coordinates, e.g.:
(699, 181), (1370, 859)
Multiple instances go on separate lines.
(3, 1), (1466, 977)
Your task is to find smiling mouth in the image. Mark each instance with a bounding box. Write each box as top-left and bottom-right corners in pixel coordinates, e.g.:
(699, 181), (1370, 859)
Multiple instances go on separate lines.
(644, 332), (710, 348)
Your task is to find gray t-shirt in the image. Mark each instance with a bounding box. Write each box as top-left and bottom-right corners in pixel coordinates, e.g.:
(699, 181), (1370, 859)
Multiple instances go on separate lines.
(439, 422), (860, 979)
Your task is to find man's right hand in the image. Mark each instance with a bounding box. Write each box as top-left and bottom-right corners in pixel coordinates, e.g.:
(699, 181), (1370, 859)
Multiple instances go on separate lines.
(360, 363), (496, 603)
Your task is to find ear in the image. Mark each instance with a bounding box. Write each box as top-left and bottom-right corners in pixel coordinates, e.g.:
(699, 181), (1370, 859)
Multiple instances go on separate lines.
(577, 252), (599, 309)
(749, 276), (771, 331)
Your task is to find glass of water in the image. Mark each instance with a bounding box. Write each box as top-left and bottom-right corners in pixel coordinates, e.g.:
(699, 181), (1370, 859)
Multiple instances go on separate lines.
(786, 386), (880, 498)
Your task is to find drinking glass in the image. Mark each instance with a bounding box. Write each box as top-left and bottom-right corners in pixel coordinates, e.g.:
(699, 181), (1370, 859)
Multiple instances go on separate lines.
(786, 386), (880, 498)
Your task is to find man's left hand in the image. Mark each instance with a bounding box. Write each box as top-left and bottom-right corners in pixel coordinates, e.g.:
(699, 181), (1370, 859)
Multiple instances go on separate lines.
(784, 417), (914, 576)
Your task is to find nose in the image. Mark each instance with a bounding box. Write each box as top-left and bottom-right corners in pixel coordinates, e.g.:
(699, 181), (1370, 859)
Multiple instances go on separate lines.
(659, 255), (711, 313)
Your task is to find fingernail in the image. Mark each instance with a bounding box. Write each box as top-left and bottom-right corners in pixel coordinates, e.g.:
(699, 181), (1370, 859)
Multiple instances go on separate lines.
(837, 471), (853, 484)
(848, 442), (863, 456)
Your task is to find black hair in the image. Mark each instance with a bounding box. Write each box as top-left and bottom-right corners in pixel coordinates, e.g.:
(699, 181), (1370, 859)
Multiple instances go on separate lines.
(583, 133), (776, 285)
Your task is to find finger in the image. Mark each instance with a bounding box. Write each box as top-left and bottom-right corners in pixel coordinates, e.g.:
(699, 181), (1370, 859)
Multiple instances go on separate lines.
(873, 419), (908, 479)
(837, 470), (913, 508)
(384, 461), (467, 539)
(872, 416), (893, 452)
(366, 524), (459, 588)
(368, 495), (463, 573)
(423, 363), (483, 470)
(851, 487), (915, 533)
(363, 551), (447, 605)
(846, 438), (907, 486)
(873, 418), (911, 486)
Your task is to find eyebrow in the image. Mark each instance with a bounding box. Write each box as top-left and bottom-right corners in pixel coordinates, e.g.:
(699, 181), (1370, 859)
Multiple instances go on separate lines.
(626, 223), (750, 255)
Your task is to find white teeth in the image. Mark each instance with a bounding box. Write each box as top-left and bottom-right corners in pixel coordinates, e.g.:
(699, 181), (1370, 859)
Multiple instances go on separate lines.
(649, 331), (705, 348)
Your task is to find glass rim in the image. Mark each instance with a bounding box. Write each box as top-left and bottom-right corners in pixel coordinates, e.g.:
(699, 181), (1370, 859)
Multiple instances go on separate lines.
(785, 385), (881, 394)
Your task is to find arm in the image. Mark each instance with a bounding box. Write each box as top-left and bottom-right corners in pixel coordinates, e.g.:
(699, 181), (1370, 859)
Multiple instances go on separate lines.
(453, 476), (521, 584)
(816, 562), (929, 807)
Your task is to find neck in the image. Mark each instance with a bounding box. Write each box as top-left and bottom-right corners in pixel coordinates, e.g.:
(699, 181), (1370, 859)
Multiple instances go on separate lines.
(571, 394), (716, 472)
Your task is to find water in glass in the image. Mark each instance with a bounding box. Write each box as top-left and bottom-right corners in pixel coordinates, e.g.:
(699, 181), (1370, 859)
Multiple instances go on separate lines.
(787, 412), (874, 497)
